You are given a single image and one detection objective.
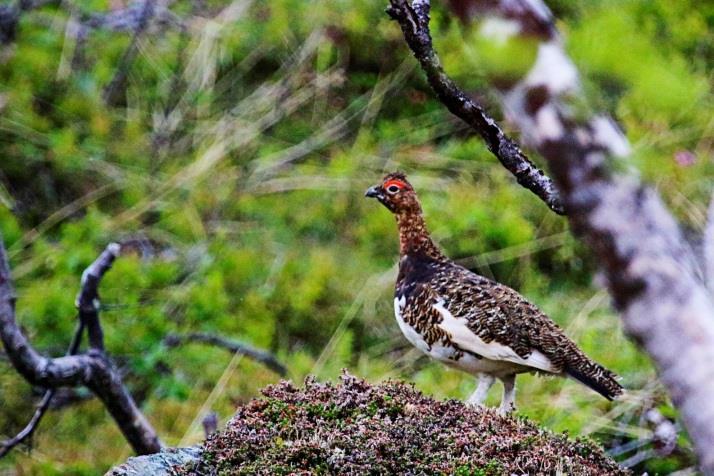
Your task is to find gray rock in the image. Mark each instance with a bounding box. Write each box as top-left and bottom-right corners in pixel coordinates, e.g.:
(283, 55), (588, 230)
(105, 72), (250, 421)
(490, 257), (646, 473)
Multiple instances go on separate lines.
(105, 446), (202, 476)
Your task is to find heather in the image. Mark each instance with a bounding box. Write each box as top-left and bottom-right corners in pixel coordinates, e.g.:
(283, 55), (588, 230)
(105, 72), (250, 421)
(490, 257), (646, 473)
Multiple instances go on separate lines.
(184, 373), (628, 475)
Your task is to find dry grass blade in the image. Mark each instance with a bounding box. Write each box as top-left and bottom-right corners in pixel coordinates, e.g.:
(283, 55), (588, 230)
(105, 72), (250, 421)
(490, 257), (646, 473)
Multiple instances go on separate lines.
(178, 352), (243, 447)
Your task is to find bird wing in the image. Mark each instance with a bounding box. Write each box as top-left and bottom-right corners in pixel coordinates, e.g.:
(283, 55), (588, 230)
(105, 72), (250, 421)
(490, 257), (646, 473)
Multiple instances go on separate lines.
(432, 294), (558, 373)
(424, 267), (567, 373)
(432, 276), (623, 399)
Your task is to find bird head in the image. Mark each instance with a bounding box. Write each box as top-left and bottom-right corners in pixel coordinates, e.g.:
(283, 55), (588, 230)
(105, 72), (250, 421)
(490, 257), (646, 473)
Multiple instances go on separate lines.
(365, 172), (421, 214)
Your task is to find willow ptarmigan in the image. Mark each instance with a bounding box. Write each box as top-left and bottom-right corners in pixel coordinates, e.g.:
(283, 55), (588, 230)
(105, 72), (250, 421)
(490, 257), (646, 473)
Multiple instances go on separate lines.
(365, 172), (623, 413)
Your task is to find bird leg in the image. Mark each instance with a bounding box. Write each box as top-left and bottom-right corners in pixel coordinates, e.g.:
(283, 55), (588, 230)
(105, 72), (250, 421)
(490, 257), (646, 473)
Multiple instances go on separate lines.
(498, 374), (517, 414)
(467, 374), (495, 406)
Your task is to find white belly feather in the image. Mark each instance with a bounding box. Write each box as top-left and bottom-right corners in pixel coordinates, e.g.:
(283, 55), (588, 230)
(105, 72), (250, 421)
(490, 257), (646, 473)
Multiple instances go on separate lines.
(394, 296), (557, 376)
(394, 296), (430, 353)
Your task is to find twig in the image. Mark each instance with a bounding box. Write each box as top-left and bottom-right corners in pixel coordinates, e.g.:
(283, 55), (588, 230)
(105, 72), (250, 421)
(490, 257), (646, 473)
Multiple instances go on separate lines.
(0, 390), (54, 457)
(164, 332), (288, 376)
(386, 0), (564, 215)
(75, 243), (121, 350)
(0, 320), (85, 457)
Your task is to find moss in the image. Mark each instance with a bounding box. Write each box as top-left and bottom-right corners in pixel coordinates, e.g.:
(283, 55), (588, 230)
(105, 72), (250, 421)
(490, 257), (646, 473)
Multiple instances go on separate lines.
(181, 372), (629, 475)
(454, 460), (503, 476)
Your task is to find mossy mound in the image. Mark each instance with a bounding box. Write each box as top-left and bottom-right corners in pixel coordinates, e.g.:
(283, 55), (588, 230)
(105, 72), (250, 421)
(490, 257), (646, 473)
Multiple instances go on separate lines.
(183, 373), (628, 475)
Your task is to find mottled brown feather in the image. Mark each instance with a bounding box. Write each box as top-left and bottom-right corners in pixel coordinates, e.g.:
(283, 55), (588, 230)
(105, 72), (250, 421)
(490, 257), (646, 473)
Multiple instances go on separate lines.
(397, 261), (622, 399)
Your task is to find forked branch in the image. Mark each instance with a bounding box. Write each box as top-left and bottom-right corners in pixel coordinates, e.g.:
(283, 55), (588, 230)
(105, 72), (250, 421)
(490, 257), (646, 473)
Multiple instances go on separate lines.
(0, 239), (161, 456)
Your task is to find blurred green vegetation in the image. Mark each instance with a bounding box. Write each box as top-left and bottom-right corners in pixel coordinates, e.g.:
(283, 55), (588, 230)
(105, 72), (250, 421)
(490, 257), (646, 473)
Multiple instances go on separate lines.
(0, 0), (711, 473)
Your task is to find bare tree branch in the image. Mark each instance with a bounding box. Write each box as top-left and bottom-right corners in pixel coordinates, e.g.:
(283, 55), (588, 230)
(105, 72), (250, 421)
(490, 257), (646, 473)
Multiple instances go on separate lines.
(387, 0), (714, 471)
(0, 239), (162, 456)
(102, 0), (155, 106)
(164, 332), (288, 377)
(385, 0), (564, 215)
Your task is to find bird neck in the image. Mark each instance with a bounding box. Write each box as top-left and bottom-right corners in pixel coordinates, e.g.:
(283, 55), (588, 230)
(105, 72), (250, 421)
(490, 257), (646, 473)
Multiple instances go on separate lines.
(395, 211), (446, 261)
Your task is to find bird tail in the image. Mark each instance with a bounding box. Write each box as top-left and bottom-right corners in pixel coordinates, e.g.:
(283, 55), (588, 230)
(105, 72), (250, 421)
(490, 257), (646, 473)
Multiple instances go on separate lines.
(565, 361), (623, 401)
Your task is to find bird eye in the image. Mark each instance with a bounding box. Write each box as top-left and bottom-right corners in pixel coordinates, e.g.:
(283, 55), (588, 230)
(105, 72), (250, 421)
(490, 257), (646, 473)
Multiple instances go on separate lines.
(386, 185), (400, 194)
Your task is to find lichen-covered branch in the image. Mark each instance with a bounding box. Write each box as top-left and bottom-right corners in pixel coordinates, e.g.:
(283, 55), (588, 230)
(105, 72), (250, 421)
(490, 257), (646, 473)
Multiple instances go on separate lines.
(164, 332), (288, 376)
(386, 0), (564, 215)
(0, 238), (162, 456)
(386, 0), (714, 471)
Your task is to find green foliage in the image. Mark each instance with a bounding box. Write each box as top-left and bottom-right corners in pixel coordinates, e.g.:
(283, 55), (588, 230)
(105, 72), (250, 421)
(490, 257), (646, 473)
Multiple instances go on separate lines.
(0, 0), (710, 473)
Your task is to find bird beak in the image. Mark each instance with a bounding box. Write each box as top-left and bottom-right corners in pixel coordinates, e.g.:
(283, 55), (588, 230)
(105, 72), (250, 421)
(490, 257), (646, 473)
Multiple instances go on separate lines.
(365, 186), (382, 199)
